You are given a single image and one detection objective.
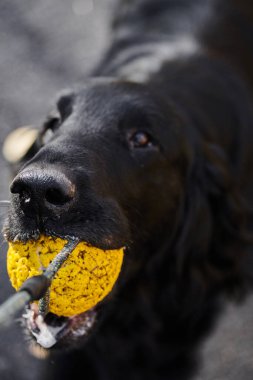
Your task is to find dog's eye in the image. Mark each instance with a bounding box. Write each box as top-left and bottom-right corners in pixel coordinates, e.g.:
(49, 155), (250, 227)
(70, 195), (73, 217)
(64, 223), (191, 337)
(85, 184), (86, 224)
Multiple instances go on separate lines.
(129, 131), (154, 149)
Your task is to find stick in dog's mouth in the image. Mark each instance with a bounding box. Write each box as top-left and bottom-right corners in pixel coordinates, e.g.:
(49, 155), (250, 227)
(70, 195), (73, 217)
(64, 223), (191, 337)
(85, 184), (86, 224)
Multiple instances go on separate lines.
(0, 237), (79, 327)
(20, 237), (81, 349)
(0, 233), (125, 350)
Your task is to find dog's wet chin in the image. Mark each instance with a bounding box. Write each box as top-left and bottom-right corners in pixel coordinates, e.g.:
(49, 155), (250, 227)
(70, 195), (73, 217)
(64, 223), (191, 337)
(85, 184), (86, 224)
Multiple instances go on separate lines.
(23, 303), (97, 355)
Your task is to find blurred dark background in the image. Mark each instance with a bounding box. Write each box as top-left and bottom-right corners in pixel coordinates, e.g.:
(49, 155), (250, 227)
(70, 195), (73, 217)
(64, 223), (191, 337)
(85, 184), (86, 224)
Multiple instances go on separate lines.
(0, 1), (253, 379)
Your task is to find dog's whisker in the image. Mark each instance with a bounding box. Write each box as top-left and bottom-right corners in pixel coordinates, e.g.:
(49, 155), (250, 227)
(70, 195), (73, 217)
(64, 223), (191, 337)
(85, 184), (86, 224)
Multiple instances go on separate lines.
(0, 200), (10, 207)
(0, 201), (10, 225)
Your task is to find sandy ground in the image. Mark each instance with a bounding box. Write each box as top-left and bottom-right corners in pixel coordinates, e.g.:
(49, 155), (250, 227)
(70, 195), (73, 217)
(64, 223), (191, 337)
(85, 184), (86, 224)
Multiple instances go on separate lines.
(0, 1), (252, 379)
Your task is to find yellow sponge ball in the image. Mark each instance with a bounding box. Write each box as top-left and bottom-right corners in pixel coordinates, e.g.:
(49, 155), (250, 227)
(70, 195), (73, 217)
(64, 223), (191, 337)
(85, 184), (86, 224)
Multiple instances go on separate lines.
(7, 236), (124, 317)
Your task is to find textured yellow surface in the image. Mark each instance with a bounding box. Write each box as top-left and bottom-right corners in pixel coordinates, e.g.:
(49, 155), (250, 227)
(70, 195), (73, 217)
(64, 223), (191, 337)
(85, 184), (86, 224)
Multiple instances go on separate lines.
(7, 236), (124, 317)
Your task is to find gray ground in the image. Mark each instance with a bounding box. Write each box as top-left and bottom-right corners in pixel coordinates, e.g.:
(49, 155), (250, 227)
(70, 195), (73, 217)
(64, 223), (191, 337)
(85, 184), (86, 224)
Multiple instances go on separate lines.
(0, 1), (252, 379)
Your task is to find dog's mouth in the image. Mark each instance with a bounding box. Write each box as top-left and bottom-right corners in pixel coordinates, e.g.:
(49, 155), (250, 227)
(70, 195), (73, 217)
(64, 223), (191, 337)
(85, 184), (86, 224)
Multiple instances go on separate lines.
(23, 302), (97, 351)
(5, 229), (125, 354)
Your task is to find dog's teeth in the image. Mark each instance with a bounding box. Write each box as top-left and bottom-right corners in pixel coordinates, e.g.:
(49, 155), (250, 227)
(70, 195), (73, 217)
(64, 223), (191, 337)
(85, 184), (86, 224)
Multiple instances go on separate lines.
(31, 316), (57, 348)
(30, 315), (67, 349)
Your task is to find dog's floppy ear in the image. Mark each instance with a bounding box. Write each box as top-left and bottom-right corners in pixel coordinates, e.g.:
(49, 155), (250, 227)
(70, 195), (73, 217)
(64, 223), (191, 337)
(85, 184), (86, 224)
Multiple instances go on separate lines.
(174, 142), (253, 296)
(2, 108), (60, 176)
(2, 126), (41, 175)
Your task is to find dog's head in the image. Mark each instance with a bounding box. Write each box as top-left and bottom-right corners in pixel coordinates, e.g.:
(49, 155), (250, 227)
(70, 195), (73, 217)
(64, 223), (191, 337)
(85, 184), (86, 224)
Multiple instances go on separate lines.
(4, 79), (251, 354)
(6, 81), (191, 242)
(4, 80), (190, 351)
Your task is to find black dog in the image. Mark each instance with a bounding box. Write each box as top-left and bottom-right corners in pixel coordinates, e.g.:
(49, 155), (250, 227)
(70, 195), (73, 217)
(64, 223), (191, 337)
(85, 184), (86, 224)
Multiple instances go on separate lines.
(4, 0), (253, 379)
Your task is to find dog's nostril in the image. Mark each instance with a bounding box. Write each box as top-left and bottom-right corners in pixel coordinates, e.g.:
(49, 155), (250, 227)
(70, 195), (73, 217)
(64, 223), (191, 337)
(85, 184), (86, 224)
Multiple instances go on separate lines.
(20, 189), (32, 204)
(45, 188), (72, 206)
(11, 182), (31, 203)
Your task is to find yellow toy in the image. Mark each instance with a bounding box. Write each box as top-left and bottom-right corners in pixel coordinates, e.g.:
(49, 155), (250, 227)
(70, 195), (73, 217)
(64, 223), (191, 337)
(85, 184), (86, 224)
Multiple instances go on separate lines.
(7, 236), (124, 317)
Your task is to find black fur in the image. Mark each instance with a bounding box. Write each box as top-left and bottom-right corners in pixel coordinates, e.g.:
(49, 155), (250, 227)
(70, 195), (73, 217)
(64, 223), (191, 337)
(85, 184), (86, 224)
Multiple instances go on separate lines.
(4, 0), (253, 379)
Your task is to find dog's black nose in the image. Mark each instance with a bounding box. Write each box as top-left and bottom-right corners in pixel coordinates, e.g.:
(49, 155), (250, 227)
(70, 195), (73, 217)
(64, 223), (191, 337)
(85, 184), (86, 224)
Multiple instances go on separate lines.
(10, 168), (75, 216)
